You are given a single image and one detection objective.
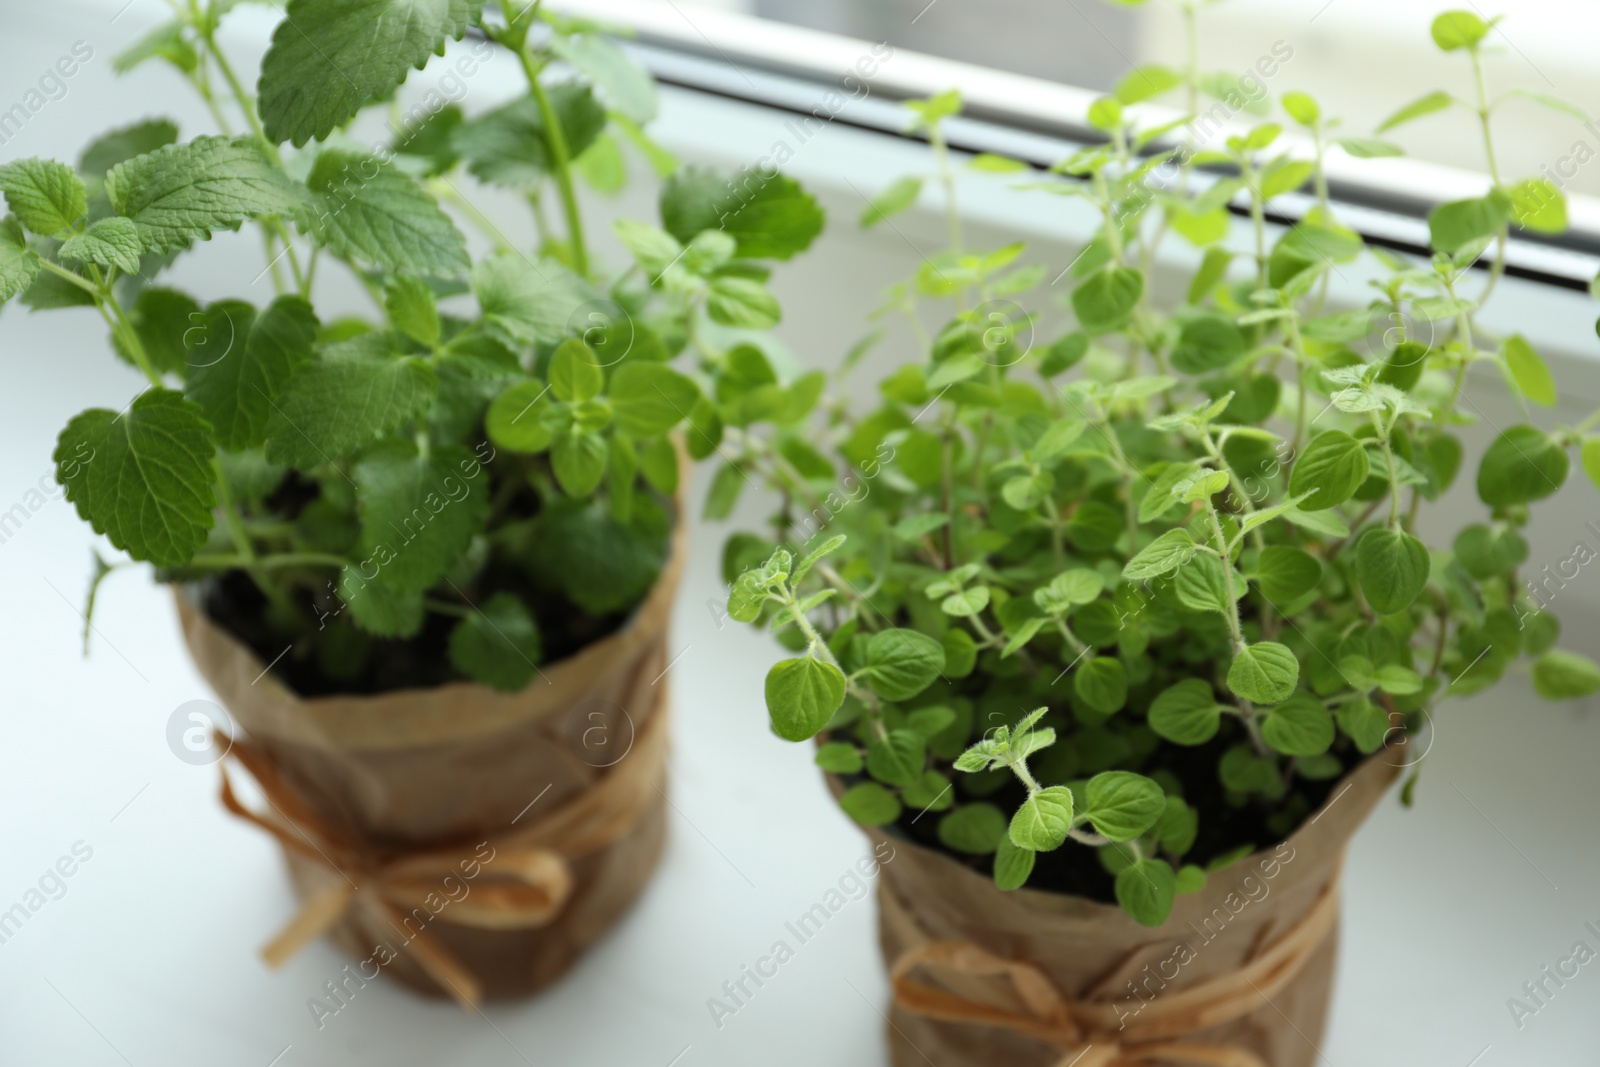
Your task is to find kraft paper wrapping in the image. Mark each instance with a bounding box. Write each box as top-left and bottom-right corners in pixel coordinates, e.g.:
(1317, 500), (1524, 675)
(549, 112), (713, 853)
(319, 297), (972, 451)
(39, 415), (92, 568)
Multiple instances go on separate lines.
(851, 754), (1399, 1067)
(175, 507), (688, 1001)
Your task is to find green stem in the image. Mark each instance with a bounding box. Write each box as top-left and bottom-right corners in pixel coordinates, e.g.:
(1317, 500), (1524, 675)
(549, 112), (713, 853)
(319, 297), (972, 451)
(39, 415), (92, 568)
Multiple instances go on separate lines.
(187, 552), (350, 571)
(516, 48), (589, 275)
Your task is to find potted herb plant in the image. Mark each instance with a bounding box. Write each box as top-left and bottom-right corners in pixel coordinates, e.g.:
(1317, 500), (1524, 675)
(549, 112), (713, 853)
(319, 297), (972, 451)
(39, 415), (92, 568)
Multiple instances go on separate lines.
(1, 0), (820, 1005)
(721, 10), (1600, 1065)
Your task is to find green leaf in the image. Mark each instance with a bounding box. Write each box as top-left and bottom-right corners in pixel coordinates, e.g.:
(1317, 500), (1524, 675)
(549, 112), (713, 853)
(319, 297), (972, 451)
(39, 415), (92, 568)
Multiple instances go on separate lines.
(1174, 553), (1243, 614)
(1009, 786), (1075, 851)
(1227, 641), (1299, 704)
(993, 838), (1036, 891)
(1281, 90), (1320, 126)
(186, 296), (318, 451)
(551, 428), (609, 497)
(1115, 64), (1181, 104)
(0, 216), (41, 300)
(1429, 190), (1512, 255)
(338, 566), (424, 637)
(264, 336), (436, 468)
(1501, 335), (1556, 406)
(861, 176), (922, 228)
(1509, 177), (1567, 235)
(939, 803), (1006, 854)
(548, 338), (604, 402)
(1531, 650), (1600, 700)
(1253, 545), (1322, 602)
(1431, 10), (1489, 51)
(706, 276), (781, 328)
(865, 628), (946, 701)
(815, 741), (863, 774)
(385, 274), (441, 346)
(1148, 679), (1224, 745)
(1355, 527), (1431, 615)
(1075, 657), (1128, 714)
(1071, 266), (1143, 333)
(1170, 314), (1244, 374)
(610, 362), (698, 437)
(702, 462), (745, 520)
(660, 166), (824, 260)
(941, 628), (977, 678)
(765, 655), (846, 741)
(352, 441), (490, 592)
(551, 33), (656, 123)
(1335, 137), (1404, 159)
(1336, 696), (1389, 754)
(1116, 858), (1177, 927)
(447, 592), (542, 691)
(453, 85), (607, 188)
(1377, 90), (1454, 133)
(1477, 425), (1568, 508)
(524, 497), (667, 614)
(1288, 430), (1369, 511)
(471, 253), (598, 347)
(54, 389), (216, 566)
(839, 782), (902, 826)
(258, 0), (485, 146)
(1082, 772), (1165, 842)
(867, 729), (926, 788)
(1261, 694), (1334, 756)
(484, 378), (553, 453)
(1122, 528), (1196, 580)
(114, 20), (198, 75)
(299, 151), (467, 275)
(58, 217), (143, 274)
(941, 587), (992, 617)
(0, 158), (86, 236)
(78, 119), (180, 179)
(105, 137), (306, 254)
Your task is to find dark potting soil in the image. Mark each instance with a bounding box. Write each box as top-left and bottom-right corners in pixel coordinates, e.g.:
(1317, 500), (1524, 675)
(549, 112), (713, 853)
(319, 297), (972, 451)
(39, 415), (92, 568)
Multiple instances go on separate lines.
(199, 567), (634, 697)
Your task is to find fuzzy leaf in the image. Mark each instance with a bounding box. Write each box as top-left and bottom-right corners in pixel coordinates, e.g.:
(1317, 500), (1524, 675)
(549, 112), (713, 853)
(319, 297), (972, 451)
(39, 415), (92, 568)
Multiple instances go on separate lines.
(186, 296), (318, 451)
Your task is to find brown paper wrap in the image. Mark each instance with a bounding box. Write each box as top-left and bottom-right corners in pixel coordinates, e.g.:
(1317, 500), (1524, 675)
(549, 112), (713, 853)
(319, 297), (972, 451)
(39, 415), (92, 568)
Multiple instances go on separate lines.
(855, 754), (1399, 1067)
(175, 509), (688, 1004)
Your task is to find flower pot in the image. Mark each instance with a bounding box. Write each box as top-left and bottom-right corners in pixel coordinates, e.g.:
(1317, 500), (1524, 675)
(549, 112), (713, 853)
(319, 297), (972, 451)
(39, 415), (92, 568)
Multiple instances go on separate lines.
(175, 511), (688, 1006)
(846, 754), (1398, 1067)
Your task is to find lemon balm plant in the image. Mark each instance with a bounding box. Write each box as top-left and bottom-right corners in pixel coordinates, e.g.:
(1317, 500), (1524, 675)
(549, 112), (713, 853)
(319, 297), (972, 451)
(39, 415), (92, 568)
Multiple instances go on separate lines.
(725, 9), (1600, 929)
(0, 0), (821, 692)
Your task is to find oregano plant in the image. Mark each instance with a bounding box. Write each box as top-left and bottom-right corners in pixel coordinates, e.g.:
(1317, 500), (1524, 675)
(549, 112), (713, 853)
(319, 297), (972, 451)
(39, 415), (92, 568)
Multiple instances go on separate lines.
(5, 0), (820, 692)
(724, 7), (1600, 925)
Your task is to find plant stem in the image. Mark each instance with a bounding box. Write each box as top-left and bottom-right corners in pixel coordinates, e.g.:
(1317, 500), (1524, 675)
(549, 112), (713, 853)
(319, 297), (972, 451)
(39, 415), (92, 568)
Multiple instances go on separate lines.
(512, 40), (589, 275)
(188, 552), (350, 571)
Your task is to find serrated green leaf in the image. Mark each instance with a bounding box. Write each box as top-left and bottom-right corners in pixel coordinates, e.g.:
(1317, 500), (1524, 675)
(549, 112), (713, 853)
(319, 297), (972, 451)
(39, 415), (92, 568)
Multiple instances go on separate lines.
(0, 158), (86, 236)
(54, 389), (216, 566)
(660, 166), (823, 260)
(352, 440), (490, 592)
(300, 151), (467, 274)
(58, 217), (143, 273)
(471, 252), (598, 346)
(264, 335), (437, 468)
(0, 216), (41, 301)
(105, 136), (306, 254)
(186, 296), (318, 451)
(452, 85), (607, 188)
(551, 33), (656, 123)
(259, 0), (485, 146)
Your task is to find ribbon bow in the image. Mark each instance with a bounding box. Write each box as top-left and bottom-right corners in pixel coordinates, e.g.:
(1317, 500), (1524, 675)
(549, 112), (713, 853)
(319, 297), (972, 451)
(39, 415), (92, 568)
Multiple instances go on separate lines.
(886, 868), (1341, 1067)
(217, 704), (669, 1009)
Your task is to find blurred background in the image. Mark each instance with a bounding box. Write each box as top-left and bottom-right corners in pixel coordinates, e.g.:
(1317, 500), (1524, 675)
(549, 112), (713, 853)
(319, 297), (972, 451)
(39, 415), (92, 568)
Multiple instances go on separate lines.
(2, 0), (1599, 1065)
